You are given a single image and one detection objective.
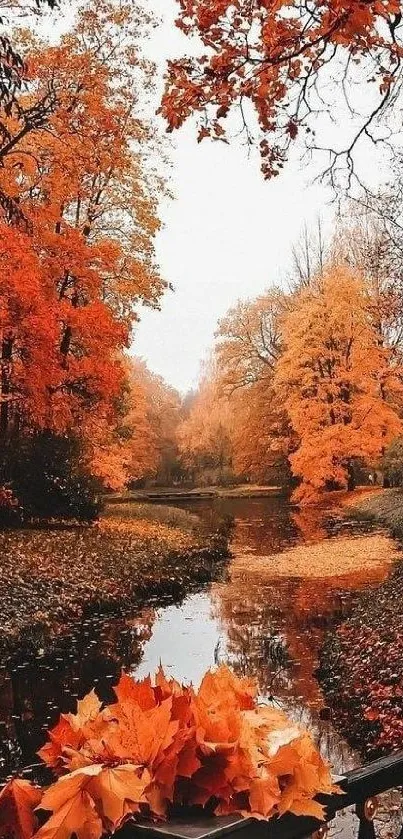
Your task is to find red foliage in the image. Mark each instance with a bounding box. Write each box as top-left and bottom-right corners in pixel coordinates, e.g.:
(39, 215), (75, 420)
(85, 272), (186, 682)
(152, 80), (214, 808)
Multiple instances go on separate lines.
(161, 0), (403, 178)
(0, 1), (166, 491)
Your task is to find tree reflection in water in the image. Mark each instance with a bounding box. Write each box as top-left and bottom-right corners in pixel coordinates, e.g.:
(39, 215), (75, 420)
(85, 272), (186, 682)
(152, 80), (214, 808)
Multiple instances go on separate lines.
(0, 496), (396, 784)
(206, 498), (393, 773)
(0, 609), (156, 781)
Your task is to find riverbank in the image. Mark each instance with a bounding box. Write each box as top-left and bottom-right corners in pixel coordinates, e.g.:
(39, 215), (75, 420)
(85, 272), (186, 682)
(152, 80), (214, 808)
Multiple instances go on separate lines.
(108, 484), (283, 503)
(343, 487), (403, 538)
(0, 502), (229, 661)
(320, 488), (403, 759)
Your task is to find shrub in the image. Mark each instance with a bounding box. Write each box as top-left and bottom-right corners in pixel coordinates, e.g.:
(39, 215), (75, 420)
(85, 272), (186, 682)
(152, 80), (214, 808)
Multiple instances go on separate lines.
(1, 432), (101, 523)
(379, 438), (403, 487)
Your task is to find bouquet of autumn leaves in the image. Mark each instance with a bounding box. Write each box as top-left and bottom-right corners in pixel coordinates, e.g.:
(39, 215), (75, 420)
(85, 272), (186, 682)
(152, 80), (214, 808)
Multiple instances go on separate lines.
(0, 666), (337, 839)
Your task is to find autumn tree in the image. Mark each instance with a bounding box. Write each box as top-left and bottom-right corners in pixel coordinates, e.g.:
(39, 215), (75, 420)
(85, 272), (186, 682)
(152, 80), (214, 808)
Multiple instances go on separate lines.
(216, 292), (284, 391)
(0, 0), (57, 108)
(142, 365), (183, 485)
(81, 375), (158, 495)
(161, 0), (403, 185)
(0, 0), (168, 512)
(379, 436), (403, 486)
(0, 0), (60, 224)
(333, 210), (403, 357)
(82, 358), (183, 492)
(289, 219), (328, 290)
(178, 370), (234, 485)
(118, 359), (182, 489)
(215, 292), (293, 482)
(229, 378), (294, 484)
(274, 264), (403, 503)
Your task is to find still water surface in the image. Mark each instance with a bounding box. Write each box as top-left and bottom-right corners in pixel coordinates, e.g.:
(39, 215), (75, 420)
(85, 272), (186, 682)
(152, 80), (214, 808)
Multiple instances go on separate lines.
(0, 496), (393, 783)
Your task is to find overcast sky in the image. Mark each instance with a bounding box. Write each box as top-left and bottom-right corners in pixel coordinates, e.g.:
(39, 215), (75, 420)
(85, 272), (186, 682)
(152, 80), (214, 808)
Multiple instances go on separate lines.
(46, 0), (385, 394)
(131, 0), (335, 394)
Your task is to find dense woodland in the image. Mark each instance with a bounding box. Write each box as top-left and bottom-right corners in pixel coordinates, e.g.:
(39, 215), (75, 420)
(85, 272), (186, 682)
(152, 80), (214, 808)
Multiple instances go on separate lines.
(1, 0), (403, 520)
(180, 215), (403, 502)
(0, 0), (184, 520)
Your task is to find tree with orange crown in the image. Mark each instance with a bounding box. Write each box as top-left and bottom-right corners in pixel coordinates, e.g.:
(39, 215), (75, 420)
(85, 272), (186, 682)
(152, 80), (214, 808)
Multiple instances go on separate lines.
(178, 369), (234, 484)
(274, 265), (403, 503)
(0, 0), (168, 515)
(215, 291), (294, 481)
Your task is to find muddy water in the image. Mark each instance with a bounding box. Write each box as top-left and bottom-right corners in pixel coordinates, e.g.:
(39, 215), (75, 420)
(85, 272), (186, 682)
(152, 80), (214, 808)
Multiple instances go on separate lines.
(0, 496), (395, 783)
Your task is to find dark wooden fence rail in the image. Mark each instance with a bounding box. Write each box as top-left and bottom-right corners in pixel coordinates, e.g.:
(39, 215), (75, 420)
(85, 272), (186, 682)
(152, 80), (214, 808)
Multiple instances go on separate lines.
(120, 751), (403, 839)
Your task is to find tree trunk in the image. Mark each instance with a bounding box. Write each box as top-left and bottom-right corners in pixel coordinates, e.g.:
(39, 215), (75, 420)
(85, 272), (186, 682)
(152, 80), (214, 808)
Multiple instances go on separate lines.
(0, 335), (13, 439)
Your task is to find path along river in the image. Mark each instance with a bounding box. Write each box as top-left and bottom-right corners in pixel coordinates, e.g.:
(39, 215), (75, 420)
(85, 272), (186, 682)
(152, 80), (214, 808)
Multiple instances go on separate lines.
(0, 495), (399, 784)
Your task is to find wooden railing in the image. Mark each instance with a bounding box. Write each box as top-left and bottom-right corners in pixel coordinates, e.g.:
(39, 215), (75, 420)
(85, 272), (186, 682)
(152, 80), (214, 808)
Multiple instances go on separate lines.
(120, 751), (403, 839)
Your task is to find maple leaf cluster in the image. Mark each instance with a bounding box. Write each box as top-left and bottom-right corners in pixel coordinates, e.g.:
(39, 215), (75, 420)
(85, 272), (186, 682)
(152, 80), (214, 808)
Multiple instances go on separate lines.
(0, 666), (337, 839)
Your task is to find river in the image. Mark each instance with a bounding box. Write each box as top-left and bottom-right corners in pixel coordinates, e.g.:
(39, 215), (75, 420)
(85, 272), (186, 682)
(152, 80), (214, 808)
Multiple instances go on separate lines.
(0, 495), (396, 784)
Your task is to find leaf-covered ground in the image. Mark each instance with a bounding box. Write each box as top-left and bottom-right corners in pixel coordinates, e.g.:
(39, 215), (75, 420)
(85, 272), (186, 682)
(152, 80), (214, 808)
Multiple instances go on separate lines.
(320, 490), (403, 758)
(0, 503), (229, 660)
(233, 533), (397, 579)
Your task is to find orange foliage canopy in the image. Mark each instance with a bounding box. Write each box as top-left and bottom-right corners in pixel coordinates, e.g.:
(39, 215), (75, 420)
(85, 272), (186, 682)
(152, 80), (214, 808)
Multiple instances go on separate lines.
(275, 266), (403, 503)
(0, 667), (337, 839)
(161, 0), (403, 178)
(216, 293), (293, 481)
(179, 294), (294, 484)
(0, 1), (166, 486)
(177, 371), (234, 478)
(84, 359), (182, 491)
(198, 258), (403, 500)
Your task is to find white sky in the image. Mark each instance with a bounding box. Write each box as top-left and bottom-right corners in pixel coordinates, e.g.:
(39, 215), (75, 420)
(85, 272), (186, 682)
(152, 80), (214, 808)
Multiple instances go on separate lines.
(131, 0), (335, 393)
(39, 0), (391, 394)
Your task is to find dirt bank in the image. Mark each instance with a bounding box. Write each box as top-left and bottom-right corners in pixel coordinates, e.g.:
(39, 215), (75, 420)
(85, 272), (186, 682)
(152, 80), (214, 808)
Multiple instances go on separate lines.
(343, 488), (403, 539)
(0, 503), (229, 661)
(108, 484), (284, 503)
(320, 490), (403, 759)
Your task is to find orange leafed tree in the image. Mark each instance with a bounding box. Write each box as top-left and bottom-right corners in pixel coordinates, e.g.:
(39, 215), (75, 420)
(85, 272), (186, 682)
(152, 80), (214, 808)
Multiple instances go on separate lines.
(0, 0), (59, 224)
(0, 0), (167, 495)
(141, 364), (183, 485)
(215, 293), (293, 482)
(178, 369), (234, 482)
(161, 0), (403, 180)
(84, 358), (182, 491)
(274, 265), (403, 504)
(230, 378), (294, 484)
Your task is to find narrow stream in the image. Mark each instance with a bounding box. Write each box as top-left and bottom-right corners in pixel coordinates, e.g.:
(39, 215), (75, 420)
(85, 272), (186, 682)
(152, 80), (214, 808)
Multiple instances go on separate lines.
(0, 497), (395, 783)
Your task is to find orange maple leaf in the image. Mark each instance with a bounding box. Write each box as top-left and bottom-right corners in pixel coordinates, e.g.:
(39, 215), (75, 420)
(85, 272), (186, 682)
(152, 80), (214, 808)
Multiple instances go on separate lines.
(35, 790), (102, 839)
(104, 695), (179, 768)
(0, 779), (42, 839)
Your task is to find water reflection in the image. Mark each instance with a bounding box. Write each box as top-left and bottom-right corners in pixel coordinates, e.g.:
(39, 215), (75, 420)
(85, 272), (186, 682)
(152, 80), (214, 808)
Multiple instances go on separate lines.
(132, 582), (358, 773)
(210, 572), (359, 771)
(0, 610), (156, 781)
(0, 496), (396, 783)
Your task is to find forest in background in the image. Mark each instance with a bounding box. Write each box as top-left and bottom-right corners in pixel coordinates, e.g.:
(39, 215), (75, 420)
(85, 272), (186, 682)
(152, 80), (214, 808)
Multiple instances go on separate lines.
(180, 209), (403, 503)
